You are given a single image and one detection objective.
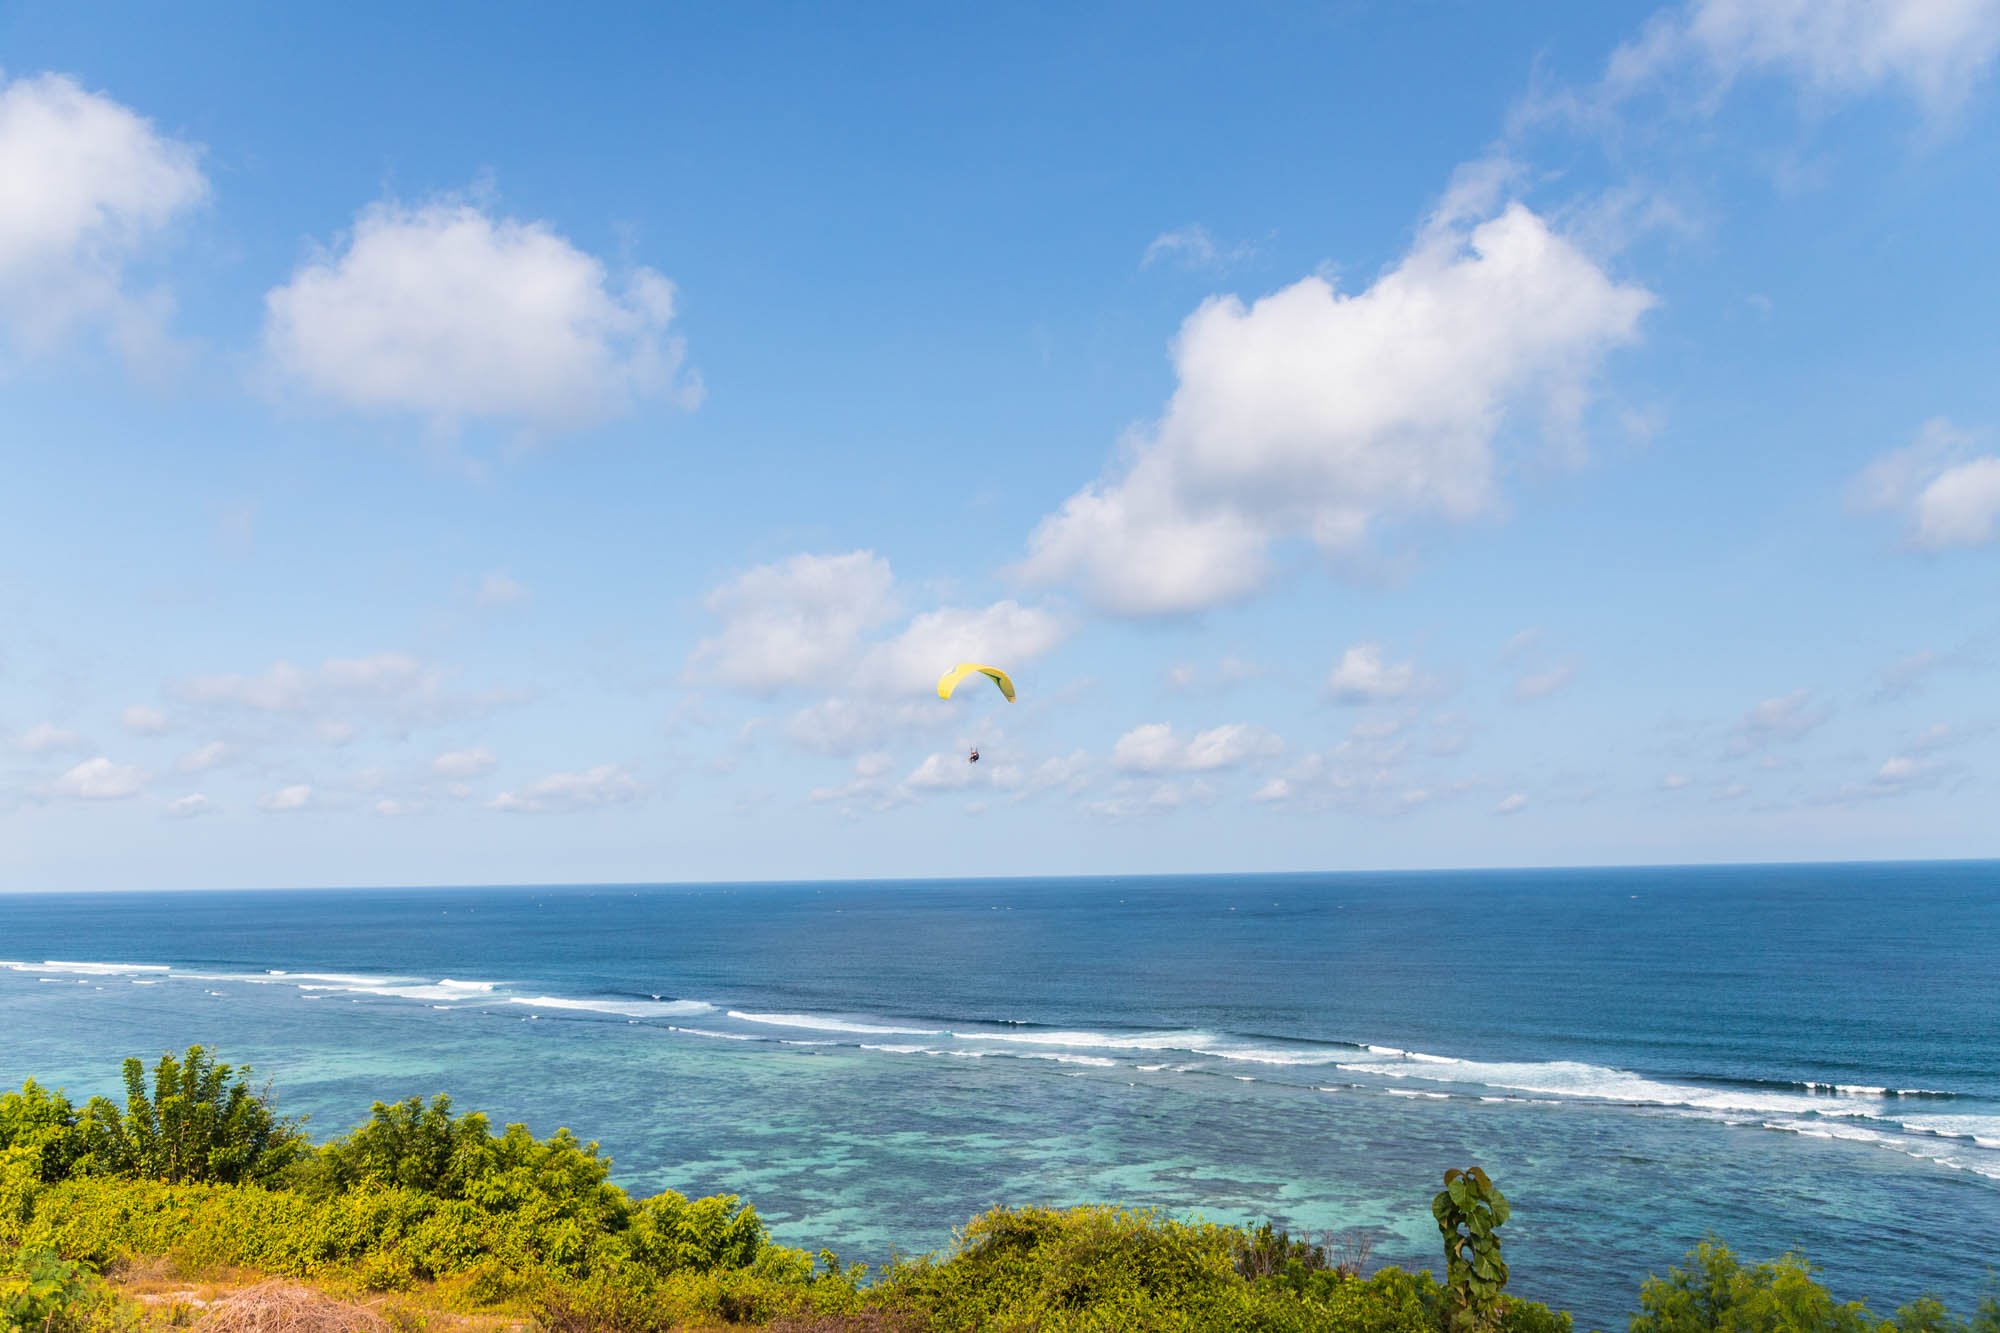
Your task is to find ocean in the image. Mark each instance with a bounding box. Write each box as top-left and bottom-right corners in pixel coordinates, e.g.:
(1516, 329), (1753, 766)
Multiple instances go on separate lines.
(2, 862), (1996, 1328)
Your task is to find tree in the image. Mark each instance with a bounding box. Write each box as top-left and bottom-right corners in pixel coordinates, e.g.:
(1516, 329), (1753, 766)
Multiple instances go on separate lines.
(75, 1046), (305, 1186)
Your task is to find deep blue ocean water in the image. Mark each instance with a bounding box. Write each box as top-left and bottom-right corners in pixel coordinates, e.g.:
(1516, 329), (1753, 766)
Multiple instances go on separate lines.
(3, 862), (1997, 1328)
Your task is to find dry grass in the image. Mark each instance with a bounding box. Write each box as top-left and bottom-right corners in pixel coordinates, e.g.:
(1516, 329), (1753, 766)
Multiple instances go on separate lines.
(190, 1283), (390, 1333)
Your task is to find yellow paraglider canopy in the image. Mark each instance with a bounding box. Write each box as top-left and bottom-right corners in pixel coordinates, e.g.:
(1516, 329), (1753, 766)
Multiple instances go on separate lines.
(937, 663), (1016, 702)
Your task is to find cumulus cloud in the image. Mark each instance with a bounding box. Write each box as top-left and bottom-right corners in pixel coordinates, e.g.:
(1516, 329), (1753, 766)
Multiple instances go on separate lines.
(693, 550), (1068, 756)
(1326, 643), (1422, 704)
(902, 751), (980, 794)
(257, 784), (312, 812)
(856, 600), (1067, 696)
(17, 722), (83, 753)
(262, 195), (700, 433)
(52, 756), (148, 799)
(174, 652), (504, 735)
(164, 793), (213, 818)
(0, 73), (206, 364)
(1728, 688), (1830, 754)
(1088, 777), (1216, 820)
(1111, 722), (1282, 774)
(1513, 665), (1576, 700)
(432, 746), (498, 779)
(175, 740), (234, 774)
(808, 751), (898, 804)
(1163, 656), (1266, 692)
(1661, 773), (1694, 789)
(490, 764), (643, 813)
(120, 705), (169, 735)
(1851, 418), (2000, 549)
(1606, 0), (2000, 115)
(475, 571), (529, 607)
(689, 552), (897, 694)
(1494, 792), (1530, 814)
(1021, 187), (1653, 616)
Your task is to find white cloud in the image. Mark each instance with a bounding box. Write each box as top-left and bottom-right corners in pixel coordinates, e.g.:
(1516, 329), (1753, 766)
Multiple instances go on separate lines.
(52, 756), (148, 799)
(262, 195), (699, 433)
(1608, 0), (2000, 115)
(18, 722), (83, 753)
(1851, 418), (2000, 549)
(1326, 643), (1421, 704)
(0, 73), (206, 363)
(1513, 665), (1576, 700)
(120, 705), (169, 735)
(1911, 460), (2000, 548)
(1142, 224), (1255, 271)
(1088, 778), (1215, 820)
(490, 764), (643, 813)
(257, 784), (312, 812)
(856, 600), (1067, 696)
(1021, 750), (1091, 798)
(475, 571), (529, 606)
(1729, 688), (1830, 753)
(164, 793), (213, 818)
(1111, 722), (1283, 774)
(782, 698), (933, 757)
(690, 551), (897, 694)
(1022, 189), (1653, 615)
(1875, 649), (1942, 699)
(433, 746), (498, 779)
(1661, 773), (1694, 789)
(1163, 656), (1266, 692)
(1494, 792), (1529, 815)
(175, 740), (234, 774)
(174, 652), (501, 734)
(695, 550), (1067, 757)
(903, 751), (979, 793)
(807, 751), (901, 807)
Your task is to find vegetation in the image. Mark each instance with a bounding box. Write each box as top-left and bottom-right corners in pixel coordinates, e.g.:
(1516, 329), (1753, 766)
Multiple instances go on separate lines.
(2, 1047), (1996, 1333)
(1432, 1166), (1510, 1333)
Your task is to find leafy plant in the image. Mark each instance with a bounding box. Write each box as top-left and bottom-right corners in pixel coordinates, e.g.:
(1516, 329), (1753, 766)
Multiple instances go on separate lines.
(1434, 1165), (1511, 1333)
(75, 1046), (306, 1186)
(0, 1250), (96, 1333)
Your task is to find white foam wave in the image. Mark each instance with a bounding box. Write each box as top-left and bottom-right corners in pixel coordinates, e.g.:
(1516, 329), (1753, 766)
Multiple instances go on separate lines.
(668, 1025), (758, 1041)
(949, 1027), (1211, 1051)
(1760, 1118), (2000, 1180)
(5, 960), (170, 975)
(509, 995), (714, 1018)
(1014, 1051), (1118, 1067)
(729, 1010), (942, 1036)
(1335, 1052), (1913, 1120)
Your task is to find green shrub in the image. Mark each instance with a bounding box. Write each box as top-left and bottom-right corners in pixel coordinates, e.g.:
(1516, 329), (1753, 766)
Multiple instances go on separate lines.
(72, 1047), (306, 1187)
(1434, 1167), (1510, 1333)
(0, 1249), (99, 1333)
(1632, 1242), (1882, 1333)
(0, 1086), (87, 1189)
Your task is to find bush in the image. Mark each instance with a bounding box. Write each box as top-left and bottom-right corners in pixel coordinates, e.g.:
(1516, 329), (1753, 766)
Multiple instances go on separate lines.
(0, 1249), (99, 1333)
(73, 1047), (307, 1187)
(0, 1086), (86, 1189)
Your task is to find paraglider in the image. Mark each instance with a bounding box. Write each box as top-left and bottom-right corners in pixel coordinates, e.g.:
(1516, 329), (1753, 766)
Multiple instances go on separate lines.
(936, 663), (1015, 702)
(937, 663), (1013, 763)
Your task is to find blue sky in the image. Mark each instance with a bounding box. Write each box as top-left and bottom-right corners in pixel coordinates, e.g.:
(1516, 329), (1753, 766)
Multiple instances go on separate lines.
(4, 1), (1998, 891)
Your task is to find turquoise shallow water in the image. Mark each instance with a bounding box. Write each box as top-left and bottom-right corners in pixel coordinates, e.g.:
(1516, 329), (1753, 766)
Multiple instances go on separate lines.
(2, 863), (1996, 1328)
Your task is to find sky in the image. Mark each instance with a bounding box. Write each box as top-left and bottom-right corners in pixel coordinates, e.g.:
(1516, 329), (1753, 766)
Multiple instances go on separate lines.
(3, 1), (1998, 891)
